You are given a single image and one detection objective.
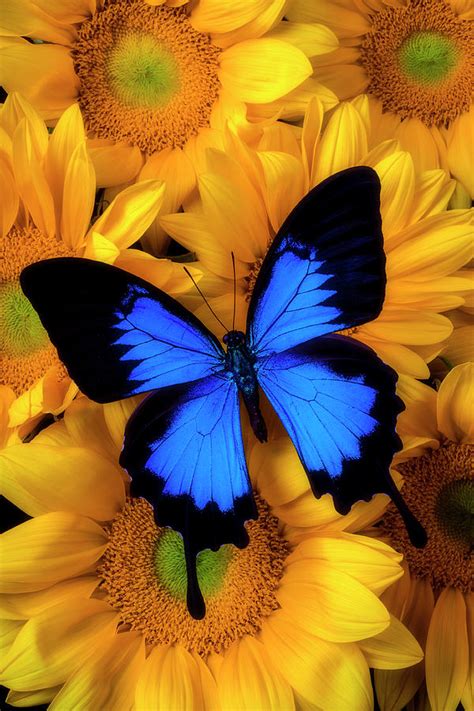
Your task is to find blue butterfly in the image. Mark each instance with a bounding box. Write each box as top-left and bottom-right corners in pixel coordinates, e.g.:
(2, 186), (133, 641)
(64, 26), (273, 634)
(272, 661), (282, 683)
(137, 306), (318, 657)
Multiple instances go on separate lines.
(21, 167), (426, 618)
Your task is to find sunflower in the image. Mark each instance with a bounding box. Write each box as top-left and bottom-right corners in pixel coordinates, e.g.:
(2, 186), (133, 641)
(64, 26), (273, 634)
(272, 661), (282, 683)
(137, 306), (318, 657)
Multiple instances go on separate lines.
(286, 0), (474, 200)
(0, 92), (199, 431)
(0, 395), (423, 709)
(0, 0), (339, 253)
(365, 363), (473, 711)
(161, 97), (473, 381)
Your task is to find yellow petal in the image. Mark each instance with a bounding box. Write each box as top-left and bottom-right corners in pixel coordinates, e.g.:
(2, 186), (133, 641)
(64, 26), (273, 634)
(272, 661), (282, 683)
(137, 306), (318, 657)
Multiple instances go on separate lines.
(191, 0), (275, 33)
(0, 40), (79, 121)
(12, 118), (56, 238)
(219, 39), (312, 104)
(0, 599), (118, 691)
(376, 151), (415, 238)
(268, 22), (338, 57)
(287, 534), (402, 595)
(210, 0), (287, 49)
(82, 231), (121, 263)
(261, 610), (373, 711)
(426, 587), (468, 711)
(396, 375), (438, 440)
(45, 103), (88, 225)
(0, 577), (98, 620)
(217, 636), (294, 711)
(286, 0), (371, 37)
(251, 76), (337, 121)
(0, 512), (107, 593)
(442, 325), (474, 365)
(7, 377), (46, 428)
(0, 443), (124, 520)
(0, 0), (76, 45)
(32, 0), (96, 26)
(301, 96), (324, 187)
(356, 335), (431, 379)
(312, 102), (368, 185)
(159, 211), (232, 278)
(394, 119), (447, 173)
(363, 310), (452, 346)
(385, 216), (473, 280)
(437, 362), (474, 443)
(0, 153), (19, 237)
(461, 593), (473, 711)
(311, 62), (369, 101)
(103, 397), (143, 453)
(360, 614), (423, 670)
(0, 93), (48, 146)
(409, 170), (455, 223)
(198, 152), (269, 262)
(89, 179), (166, 249)
(135, 644), (219, 710)
(6, 686), (61, 707)
(0, 619), (24, 656)
(257, 151), (305, 232)
(278, 562), (390, 642)
(49, 632), (144, 711)
(376, 576), (434, 710)
(446, 111), (474, 198)
(88, 140), (143, 188)
(250, 437), (309, 508)
(41, 364), (78, 416)
(140, 147), (196, 255)
(60, 140), (96, 249)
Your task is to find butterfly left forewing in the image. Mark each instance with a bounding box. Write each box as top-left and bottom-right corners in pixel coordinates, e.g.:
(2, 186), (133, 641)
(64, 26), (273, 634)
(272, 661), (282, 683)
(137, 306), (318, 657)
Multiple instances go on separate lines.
(20, 257), (224, 402)
(120, 373), (257, 619)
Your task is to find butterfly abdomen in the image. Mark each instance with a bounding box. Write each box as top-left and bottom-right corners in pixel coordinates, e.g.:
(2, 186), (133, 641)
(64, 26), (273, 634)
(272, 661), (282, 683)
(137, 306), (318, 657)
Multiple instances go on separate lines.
(224, 330), (268, 443)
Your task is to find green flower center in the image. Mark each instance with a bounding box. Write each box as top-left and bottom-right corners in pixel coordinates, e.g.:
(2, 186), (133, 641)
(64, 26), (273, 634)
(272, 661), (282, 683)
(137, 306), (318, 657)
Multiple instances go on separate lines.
(0, 281), (49, 357)
(106, 33), (181, 108)
(398, 31), (460, 85)
(154, 529), (233, 601)
(436, 479), (474, 547)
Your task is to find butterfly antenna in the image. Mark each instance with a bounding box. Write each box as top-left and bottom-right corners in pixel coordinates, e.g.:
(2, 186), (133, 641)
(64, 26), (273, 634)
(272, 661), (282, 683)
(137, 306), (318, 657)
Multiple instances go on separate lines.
(183, 267), (229, 332)
(231, 252), (237, 331)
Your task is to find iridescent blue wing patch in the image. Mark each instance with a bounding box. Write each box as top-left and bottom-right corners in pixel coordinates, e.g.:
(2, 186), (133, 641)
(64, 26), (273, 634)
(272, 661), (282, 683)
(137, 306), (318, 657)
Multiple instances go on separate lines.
(247, 167), (385, 357)
(256, 335), (404, 514)
(120, 373), (257, 618)
(20, 258), (224, 402)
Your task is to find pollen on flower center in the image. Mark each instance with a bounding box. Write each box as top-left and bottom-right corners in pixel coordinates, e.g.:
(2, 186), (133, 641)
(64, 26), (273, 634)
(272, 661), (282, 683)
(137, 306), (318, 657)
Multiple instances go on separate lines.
(0, 225), (74, 396)
(106, 33), (181, 109)
(359, 0), (473, 126)
(380, 443), (473, 593)
(0, 282), (49, 358)
(98, 496), (288, 656)
(73, 1), (222, 154)
(398, 31), (460, 86)
(154, 529), (233, 601)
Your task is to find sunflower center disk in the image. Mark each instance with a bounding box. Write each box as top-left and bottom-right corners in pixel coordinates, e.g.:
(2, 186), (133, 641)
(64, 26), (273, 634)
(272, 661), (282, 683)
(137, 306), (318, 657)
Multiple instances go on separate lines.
(0, 282), (49, 358)
(107, 34), (180, 109)
(360, 0), (473, 125)
(73, 1), (222, 154)
(154, 530), (233, 601)
(98, 497), (288, 656)
(381, 443), (473, 593)
(436, 479), (474, 547)
(0, 226), (73, 395)
(398, 31), (460, 85)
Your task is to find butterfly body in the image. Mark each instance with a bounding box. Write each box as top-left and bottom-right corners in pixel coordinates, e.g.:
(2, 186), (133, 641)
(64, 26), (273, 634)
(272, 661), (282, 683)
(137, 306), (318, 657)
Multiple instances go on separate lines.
(21, 166), (427, 620)
(223, 329), (268, 443)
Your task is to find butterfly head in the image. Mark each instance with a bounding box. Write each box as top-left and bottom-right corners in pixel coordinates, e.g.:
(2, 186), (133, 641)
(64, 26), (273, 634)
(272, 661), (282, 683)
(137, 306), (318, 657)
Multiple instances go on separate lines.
(223, 330), (246, 349)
